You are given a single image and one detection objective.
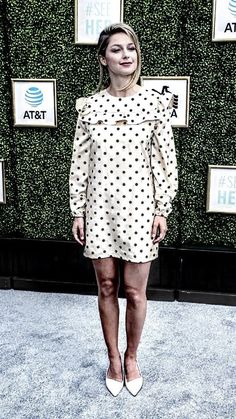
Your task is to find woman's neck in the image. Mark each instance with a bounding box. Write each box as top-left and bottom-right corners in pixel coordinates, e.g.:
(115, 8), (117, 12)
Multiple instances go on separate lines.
(106, 76), (141, 97)
(106, 84), (141, 97)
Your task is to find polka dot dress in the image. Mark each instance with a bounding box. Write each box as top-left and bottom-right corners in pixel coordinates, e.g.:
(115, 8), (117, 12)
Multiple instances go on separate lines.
(69, 87), (178, 263)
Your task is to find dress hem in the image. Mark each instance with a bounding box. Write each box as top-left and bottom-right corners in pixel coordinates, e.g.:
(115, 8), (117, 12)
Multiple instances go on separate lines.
(83, 251), (159, 263)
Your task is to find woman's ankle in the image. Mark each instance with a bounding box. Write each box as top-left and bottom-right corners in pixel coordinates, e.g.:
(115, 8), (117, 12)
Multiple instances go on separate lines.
(124, 350), (137, 362)
(108, 350), (121, 361)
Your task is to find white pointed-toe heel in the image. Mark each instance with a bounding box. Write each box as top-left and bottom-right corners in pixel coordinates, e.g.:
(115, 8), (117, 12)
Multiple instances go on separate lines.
(125, 361), (143, 396)
(105, 368), (124, 397)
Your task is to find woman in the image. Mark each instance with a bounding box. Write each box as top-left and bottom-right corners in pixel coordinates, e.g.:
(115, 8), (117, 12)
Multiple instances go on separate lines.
(69, 23), (178, 396)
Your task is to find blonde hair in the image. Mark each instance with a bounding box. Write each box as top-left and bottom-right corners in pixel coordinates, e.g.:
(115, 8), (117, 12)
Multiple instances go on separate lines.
(96, 22), (141, 92)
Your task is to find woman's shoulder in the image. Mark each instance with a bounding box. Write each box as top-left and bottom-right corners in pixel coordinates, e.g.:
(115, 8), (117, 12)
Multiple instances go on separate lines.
(142, 87), (173, 109)
(75, 90), (106, 112)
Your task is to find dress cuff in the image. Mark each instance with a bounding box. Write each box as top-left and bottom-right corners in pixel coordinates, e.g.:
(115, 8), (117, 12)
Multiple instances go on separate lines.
(154, 202), (172, 218)
(71, 207), (86, 217)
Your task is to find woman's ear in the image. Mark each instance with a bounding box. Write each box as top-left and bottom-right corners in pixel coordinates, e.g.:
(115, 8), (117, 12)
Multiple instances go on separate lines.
(99, 55), (107, 66)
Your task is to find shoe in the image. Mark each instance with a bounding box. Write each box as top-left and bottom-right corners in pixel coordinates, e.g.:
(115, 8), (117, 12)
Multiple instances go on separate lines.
(105, 368), (124, 397)
(125, 361), (143, 396)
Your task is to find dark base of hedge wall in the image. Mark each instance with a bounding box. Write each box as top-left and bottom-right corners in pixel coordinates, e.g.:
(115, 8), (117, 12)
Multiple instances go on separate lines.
(0, 238), (235, 306)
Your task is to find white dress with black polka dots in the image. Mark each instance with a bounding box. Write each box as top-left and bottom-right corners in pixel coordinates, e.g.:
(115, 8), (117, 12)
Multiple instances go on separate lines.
(69, 87), (178, 262)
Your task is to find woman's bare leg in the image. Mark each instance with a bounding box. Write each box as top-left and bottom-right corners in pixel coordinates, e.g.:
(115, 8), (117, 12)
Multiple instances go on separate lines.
(92, 257), (122, 381)
(123, 261), (151, 381)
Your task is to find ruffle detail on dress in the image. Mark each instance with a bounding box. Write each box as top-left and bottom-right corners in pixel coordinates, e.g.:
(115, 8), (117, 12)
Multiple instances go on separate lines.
(75, 97), (87, 112)
(75, 90), (173, 126)
(156, 92), (174, 112)
(79, 110), (164, 125)
(75, 89), (173, 125)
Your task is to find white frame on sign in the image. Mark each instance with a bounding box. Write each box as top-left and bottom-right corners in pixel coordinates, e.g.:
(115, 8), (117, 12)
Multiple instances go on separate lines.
(75, 0), (124, 44)
(0, 160), (6, 204)
(11, 79), (57, 128)
(206, 165), (236, 214)
(141, 76), (190, 127)
(212, 0), (236, 41)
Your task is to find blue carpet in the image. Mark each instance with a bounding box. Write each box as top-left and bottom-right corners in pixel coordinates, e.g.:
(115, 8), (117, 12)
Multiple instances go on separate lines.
(0, 289), (235, 419)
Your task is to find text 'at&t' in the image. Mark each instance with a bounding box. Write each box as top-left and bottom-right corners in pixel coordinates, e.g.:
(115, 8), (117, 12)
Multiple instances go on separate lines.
(23, 111), (47, 119)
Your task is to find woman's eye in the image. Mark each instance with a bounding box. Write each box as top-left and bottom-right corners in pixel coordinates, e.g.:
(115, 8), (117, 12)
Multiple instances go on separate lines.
(110, 46), (136, 53)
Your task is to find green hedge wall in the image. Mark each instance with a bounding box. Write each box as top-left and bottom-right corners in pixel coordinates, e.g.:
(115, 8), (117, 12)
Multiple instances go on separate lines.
(0, 0), (235, 247)
(0, 2), (18, 235)
(179, 0), (236, 247)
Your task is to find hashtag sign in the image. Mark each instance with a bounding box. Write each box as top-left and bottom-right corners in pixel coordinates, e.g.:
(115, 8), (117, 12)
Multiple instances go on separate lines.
(85, 2), (93, 16)
(218, 176), (226, 188)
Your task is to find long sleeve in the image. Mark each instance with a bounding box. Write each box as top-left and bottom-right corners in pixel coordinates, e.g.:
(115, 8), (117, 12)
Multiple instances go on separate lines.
(69, 99), (91, 217)
(151, 94), (178, 218)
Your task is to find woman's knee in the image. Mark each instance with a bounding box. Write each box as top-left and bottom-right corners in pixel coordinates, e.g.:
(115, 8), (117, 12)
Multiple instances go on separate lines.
(93, 257), (119, 298)
(98, 275), (119, 298)
(125, 286), (146, 307)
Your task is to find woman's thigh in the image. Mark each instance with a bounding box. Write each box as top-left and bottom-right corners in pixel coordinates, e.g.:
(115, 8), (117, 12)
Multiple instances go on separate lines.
(92, 257), (120, 288)
(123, 261), (151, 292)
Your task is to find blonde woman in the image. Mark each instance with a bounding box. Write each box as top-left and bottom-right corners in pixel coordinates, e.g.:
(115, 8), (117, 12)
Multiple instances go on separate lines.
(70, 23), (178, 396)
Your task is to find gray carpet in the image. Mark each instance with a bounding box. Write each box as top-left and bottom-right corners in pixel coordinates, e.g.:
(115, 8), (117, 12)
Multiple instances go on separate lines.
(0, 289), (235, 419)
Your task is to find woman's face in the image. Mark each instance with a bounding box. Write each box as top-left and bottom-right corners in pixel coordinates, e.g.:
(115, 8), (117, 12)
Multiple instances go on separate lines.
(101, 32), (138, 78)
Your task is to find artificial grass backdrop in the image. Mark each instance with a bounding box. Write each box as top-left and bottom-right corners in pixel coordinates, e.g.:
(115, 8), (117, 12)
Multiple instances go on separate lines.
(0, 0), (235, 247)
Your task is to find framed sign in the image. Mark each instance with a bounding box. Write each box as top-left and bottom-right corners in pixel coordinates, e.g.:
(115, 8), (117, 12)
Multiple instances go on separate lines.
(206, 165), (236, 214)
(0, 160), (6, 204)
(11, 79), (57, 128)
(212, 0), (236, 41)
(141, 76), (190, 127)
(75, 0), (124, 44)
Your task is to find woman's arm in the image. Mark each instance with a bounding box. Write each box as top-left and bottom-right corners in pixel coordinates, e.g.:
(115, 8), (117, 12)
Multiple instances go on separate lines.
(69, 103), (90, 244)
(69, 115), (90, 217)
(151, 95), (178, 219)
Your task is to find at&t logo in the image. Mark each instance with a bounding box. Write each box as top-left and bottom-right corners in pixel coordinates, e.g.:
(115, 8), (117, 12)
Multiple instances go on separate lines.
(23, 86), (47, 120)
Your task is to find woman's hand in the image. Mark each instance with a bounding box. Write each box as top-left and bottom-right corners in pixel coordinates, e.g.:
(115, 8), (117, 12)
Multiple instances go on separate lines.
(151, 215), (168, 244)
(72, 217), (85, 245)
